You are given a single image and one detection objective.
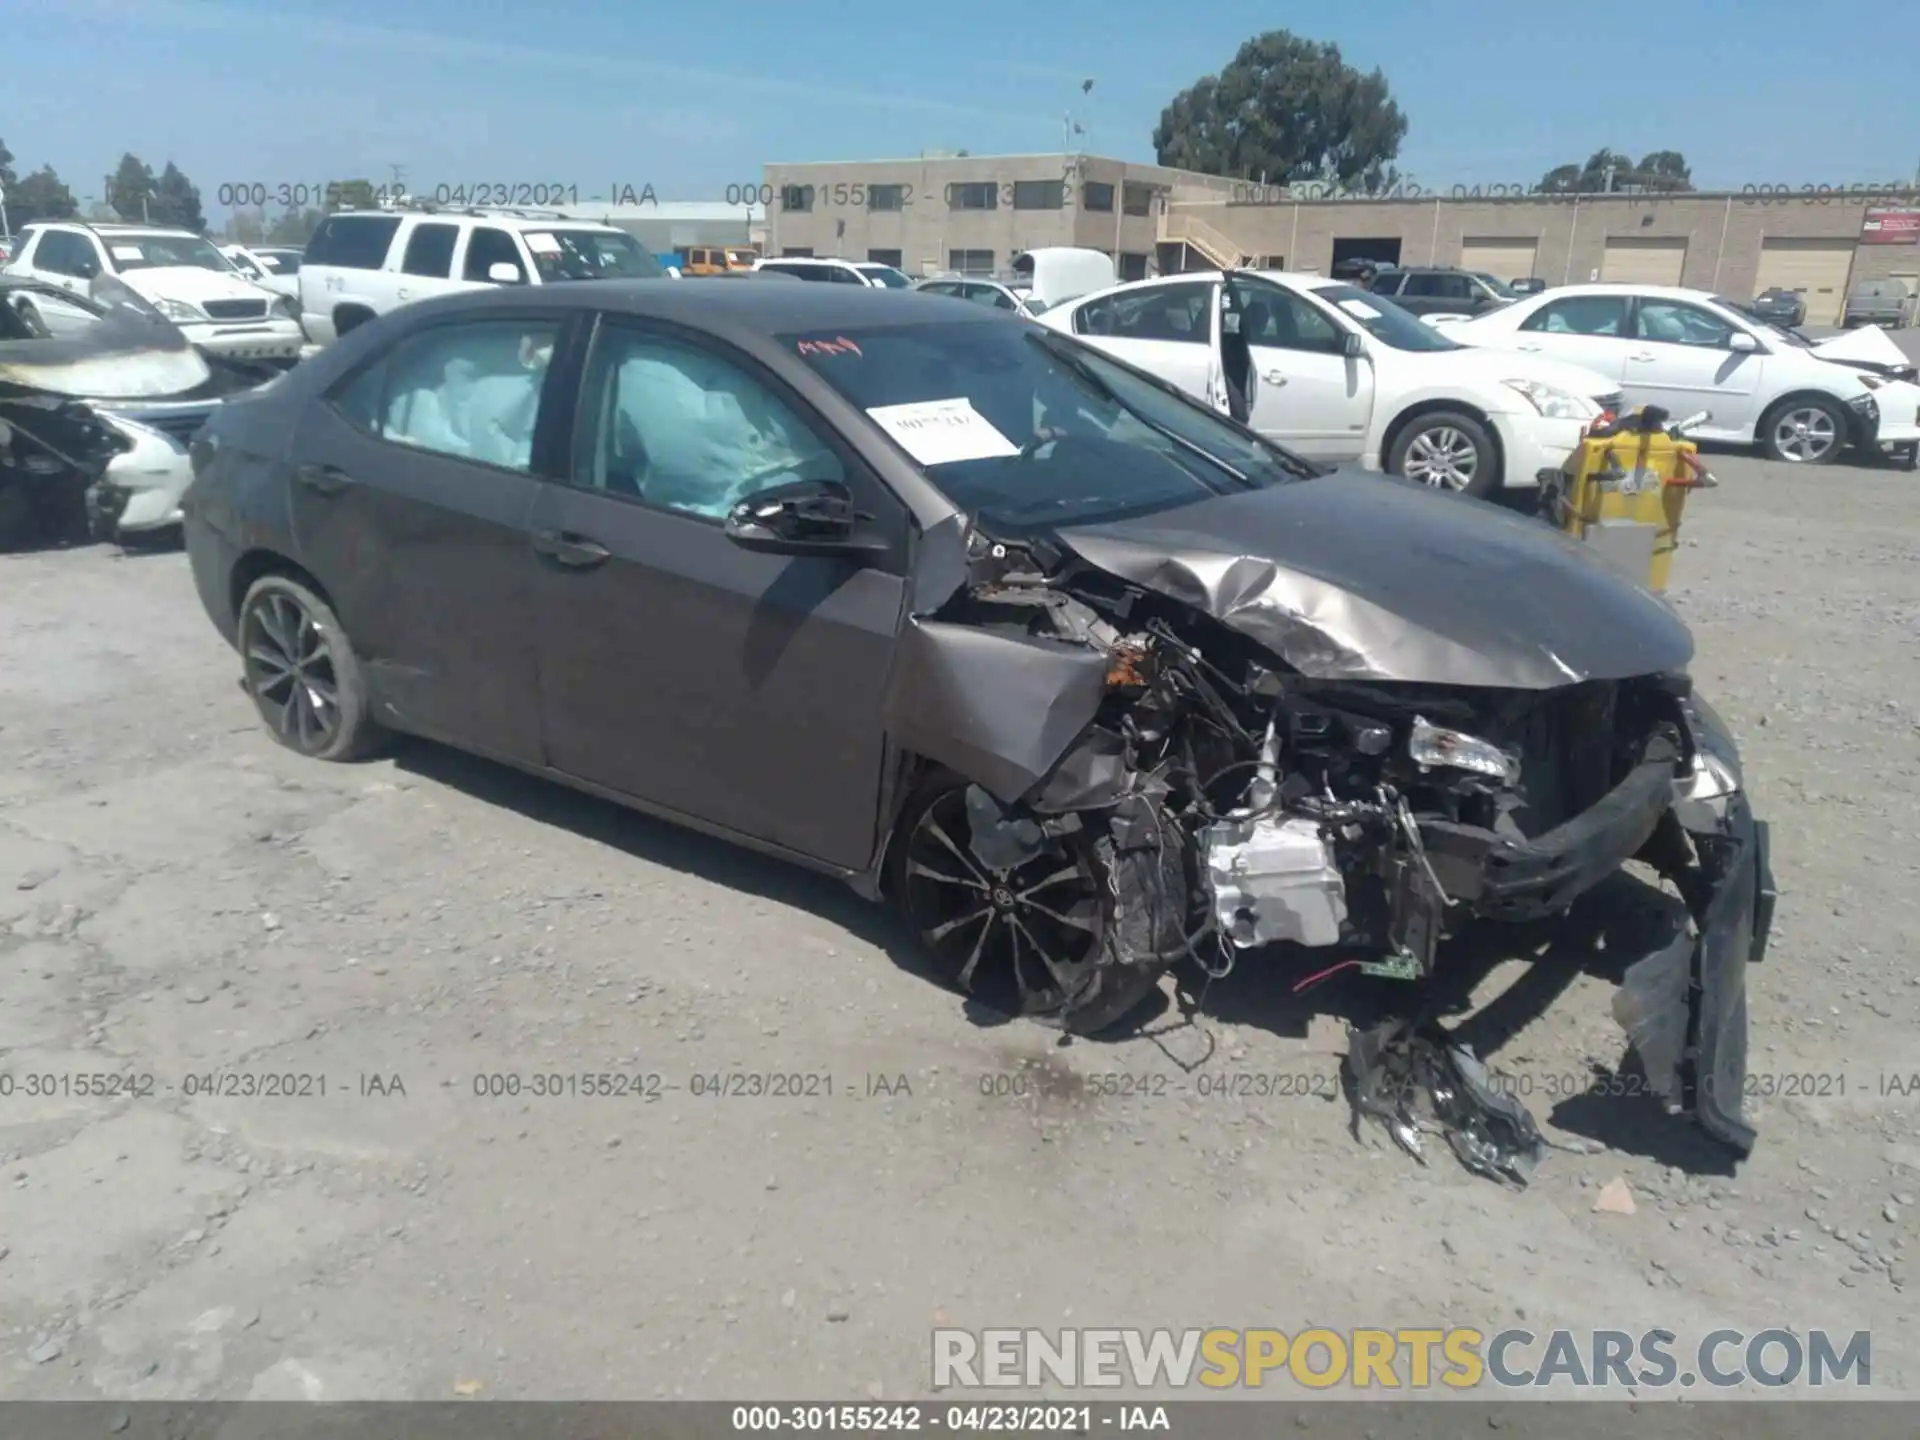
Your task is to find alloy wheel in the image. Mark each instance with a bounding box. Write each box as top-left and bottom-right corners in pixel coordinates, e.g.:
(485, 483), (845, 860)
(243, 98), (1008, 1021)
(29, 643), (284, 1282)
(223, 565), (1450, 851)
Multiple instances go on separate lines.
(900, 787), (1106, 1017)
(241, 591), (341, 753)
(1770, 407), (1837, 463)
(1403, 426), (1480, 489)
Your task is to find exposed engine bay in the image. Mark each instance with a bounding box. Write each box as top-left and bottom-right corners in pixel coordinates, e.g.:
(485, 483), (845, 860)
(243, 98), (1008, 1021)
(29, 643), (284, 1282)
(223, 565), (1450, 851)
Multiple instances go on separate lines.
(887, 518), (1774, 1184)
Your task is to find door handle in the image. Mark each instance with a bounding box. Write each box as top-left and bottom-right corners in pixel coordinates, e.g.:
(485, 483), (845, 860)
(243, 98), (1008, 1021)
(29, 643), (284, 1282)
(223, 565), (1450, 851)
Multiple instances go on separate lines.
(1515, 342), (1542, 352)
(531, 529), (611, 569)
(1628, 352), (1657, 362)
(294, 463), (352, 495)
(1262, 370), (1288, 385)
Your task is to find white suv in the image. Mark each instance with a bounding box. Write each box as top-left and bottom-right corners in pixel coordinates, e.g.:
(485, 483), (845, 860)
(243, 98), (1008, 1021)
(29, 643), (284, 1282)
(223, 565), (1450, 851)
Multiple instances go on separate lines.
(751, 256), (912, 287)
(3, 222), (304, 361)
(296, 205), (666, 345)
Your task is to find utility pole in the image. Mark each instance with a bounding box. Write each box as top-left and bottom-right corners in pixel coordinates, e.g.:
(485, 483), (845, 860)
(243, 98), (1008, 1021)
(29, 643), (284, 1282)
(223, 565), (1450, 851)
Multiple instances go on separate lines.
(388, 163), (407, 200)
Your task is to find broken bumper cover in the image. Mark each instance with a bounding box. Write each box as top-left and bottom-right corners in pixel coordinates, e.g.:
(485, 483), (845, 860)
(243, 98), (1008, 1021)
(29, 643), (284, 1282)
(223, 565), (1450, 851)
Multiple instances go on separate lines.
(1418, 739), (1680, 922)
(1615, 790), (1774, 1153)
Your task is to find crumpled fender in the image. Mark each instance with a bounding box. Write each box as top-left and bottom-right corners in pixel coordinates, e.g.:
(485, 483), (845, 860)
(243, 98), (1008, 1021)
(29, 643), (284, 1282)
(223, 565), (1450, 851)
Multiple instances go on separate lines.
(882, 618), (1109, 805)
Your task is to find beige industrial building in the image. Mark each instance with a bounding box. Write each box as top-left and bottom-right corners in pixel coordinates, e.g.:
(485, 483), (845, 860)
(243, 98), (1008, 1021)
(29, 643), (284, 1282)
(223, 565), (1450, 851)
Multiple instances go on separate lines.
(762, 153), (1920, 326)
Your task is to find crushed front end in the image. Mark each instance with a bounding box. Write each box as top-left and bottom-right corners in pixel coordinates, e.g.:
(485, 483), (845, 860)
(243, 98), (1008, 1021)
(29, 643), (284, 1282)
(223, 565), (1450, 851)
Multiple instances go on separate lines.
(889, 515), (1772, 1175)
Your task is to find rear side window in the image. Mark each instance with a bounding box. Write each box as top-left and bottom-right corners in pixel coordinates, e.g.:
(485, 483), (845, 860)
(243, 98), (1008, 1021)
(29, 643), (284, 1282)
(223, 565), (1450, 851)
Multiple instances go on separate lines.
(307, 215), (402, 270)
(401, 223), (460, 278)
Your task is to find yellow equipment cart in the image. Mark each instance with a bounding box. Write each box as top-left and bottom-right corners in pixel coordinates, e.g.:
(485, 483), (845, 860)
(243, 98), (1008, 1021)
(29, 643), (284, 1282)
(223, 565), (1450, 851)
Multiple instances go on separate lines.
(1538, 405), (1716, 593)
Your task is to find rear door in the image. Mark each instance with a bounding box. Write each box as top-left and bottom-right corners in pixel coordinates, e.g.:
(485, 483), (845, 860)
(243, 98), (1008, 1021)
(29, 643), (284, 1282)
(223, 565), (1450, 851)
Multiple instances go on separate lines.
(525, 316), (910, 868)
(393, 220), (462, 309)
(285, 309), (573, 762)
(1069, 280), (1219, 404)
(1511, 293), (1633, 383)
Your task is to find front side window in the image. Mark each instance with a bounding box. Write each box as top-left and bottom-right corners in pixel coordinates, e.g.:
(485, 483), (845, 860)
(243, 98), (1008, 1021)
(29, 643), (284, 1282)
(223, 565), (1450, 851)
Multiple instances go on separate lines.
(1240, 286), (1343, 355)
(1075, 281), (1213, 344)
(1632, 299), (1738, 348)
(1521, 295), (1630, 337)
(463, 228), (526, 283)
(1368, 272), (1404, 295)
(333, 319), (560, 472)
(574, 327), (844, 521)
(401, 222), (460, 278)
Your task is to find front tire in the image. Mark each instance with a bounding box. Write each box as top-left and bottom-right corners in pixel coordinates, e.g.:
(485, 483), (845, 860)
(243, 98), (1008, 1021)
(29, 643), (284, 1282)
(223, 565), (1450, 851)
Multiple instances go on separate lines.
(1759, 396), (1845, 465)
(236, 574), (385, 761)
(1388, 411), (1499, 497)
(884, 775), (1173, 1036)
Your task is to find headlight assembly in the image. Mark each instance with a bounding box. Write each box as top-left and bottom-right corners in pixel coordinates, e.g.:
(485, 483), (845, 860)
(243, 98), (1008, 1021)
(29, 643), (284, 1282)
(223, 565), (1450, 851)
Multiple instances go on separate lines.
(1502, 379), (1596, 421)
(1408, 715), (1521, 786)
(154, 297), (206, 322)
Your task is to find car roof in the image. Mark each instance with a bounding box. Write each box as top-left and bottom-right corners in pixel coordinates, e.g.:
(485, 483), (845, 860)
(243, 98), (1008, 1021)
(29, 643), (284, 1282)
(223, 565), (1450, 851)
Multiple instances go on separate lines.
(324, 208), (622, 234)
(384, 277), (1012, 330)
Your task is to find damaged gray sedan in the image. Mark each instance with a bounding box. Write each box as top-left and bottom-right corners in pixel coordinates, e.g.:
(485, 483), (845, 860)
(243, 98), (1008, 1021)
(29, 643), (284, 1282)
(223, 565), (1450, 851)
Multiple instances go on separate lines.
(178, 282), (1775, 1162)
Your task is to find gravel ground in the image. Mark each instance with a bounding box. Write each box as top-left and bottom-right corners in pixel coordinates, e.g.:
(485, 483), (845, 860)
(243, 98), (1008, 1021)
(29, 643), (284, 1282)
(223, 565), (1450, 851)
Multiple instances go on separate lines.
(1, 449), (1916, 1405)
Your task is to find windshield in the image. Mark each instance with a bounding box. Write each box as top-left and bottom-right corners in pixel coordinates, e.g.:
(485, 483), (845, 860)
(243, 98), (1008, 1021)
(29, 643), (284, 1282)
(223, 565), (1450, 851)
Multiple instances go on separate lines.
(782, 321), (1316, 530)
(108, 234), (234, 272)
(525, 229), (664, 281)
(1471, 272), (1516, 299)
(857, 265), (912, 288)
(1301, 282), (1462, 352)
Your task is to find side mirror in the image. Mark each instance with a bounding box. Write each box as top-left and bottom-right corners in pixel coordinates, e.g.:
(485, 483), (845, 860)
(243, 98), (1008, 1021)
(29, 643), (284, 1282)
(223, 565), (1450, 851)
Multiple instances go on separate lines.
(487, 262), (524, 284)
(723, 479), (888, 559)
(1342, 330), (1366, 359)
(1728, 332), (1759, 353)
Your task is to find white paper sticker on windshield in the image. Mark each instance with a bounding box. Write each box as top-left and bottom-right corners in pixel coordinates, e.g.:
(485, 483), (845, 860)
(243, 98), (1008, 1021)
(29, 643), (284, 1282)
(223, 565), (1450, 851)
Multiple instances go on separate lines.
(111, 245), (144, 261)
(866, 398), (1019, 466)
(1338, 298), (1383, 320)
(524, 232), (562, 255)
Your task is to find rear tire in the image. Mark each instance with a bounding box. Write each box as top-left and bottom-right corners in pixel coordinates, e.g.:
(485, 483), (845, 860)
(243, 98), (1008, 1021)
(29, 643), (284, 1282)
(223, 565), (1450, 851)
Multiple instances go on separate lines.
(884, 774), (1173, 1036)
(1388, 410), (1500, 498)
(1758, 396), (1845, 465)
(236, 574), (386, 761)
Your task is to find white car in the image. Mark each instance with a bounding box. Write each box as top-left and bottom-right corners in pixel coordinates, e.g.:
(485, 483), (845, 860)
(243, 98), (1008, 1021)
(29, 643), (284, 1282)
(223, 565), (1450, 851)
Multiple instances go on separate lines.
(913, 275), (1052, 316)
(3, 222), (304, 362)
(1037, 270), (1621, 496)
(296, 205), (665, 344)
(218, 244), (302, 302)
(1432, 283), (1920, 465)
(751, 256), (912, 287)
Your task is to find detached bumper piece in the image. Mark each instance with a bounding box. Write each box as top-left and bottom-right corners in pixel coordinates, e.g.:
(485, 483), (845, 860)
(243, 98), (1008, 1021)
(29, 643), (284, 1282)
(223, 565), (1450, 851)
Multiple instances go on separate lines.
(1615, 793), (1773, 1153)
(84, 476), (132, 540)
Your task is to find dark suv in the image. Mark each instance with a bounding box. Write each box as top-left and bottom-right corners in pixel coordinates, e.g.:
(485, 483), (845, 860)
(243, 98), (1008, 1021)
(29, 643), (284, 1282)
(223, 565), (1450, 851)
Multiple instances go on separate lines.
(1369, 267), (1516, 318)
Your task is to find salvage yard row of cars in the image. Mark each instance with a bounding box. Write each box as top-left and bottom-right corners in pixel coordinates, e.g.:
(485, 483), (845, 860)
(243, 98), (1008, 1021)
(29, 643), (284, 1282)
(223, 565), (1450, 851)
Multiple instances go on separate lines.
(0, 201), (1810, 1179)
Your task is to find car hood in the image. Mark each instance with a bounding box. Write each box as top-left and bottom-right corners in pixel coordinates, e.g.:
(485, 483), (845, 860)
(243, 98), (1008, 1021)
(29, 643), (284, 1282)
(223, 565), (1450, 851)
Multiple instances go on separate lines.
(1809, 326), (1911, 371)
(1052, 468), (1693, 689)
(116, 266), (275, 306)
(0, 277), (212, 401)
(1400, 341), (1619, 402)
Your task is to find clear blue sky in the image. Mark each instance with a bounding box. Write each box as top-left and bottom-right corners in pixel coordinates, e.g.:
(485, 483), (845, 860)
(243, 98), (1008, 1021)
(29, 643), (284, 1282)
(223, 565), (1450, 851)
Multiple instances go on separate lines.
(3, 0), (1915, 217)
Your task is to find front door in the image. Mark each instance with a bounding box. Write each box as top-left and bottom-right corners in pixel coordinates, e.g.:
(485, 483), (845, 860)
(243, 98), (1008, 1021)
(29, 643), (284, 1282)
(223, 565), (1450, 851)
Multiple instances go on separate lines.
(1232, 279), (1375, 460)
(527, 318), (909, 869)
(1621, 297), (1766, 434)
(285, 311), (566, 762)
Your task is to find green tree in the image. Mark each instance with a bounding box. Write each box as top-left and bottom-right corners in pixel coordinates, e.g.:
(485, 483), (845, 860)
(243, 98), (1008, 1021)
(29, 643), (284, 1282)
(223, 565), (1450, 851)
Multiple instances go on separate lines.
(1537, 147), (1693, 194)
(1152, 30), (1407, 190)
(153, 161), (207, 232)
(325, 179), (378, 210)
(9, 166), (78, 225)
(267, 207), (325, 244)
(107, 152), (158, 222)
(0, 135), (17, 194)
(1634, 150), (1693, 192)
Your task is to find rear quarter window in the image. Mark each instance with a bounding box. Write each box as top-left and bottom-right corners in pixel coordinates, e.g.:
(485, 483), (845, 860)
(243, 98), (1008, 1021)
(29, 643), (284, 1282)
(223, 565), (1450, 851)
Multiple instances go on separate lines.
(306, 215), (403, 270)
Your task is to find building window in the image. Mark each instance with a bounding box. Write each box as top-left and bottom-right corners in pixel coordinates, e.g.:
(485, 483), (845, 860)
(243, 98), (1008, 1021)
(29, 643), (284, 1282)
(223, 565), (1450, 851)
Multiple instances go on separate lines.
(781, 246), (814, 257)
(1082, 181), (1115, 212)
(948, 182), (997, 211)
(1122, 183), (1156, 216)
(1259, 254), (1287, 269)
(868, 184), (907, 212)
(1118, 251), (1150, 281)
(1012, 179), (1066, 210)
(948, 249), (994, 275)
(867, 248), (903, 267)
(780, 185), (814, 212)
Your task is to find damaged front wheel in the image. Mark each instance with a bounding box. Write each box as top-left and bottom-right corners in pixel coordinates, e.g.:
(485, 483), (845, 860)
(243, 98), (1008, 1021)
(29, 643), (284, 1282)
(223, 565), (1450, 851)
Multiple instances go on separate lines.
(886, 777), (1170, 1035)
